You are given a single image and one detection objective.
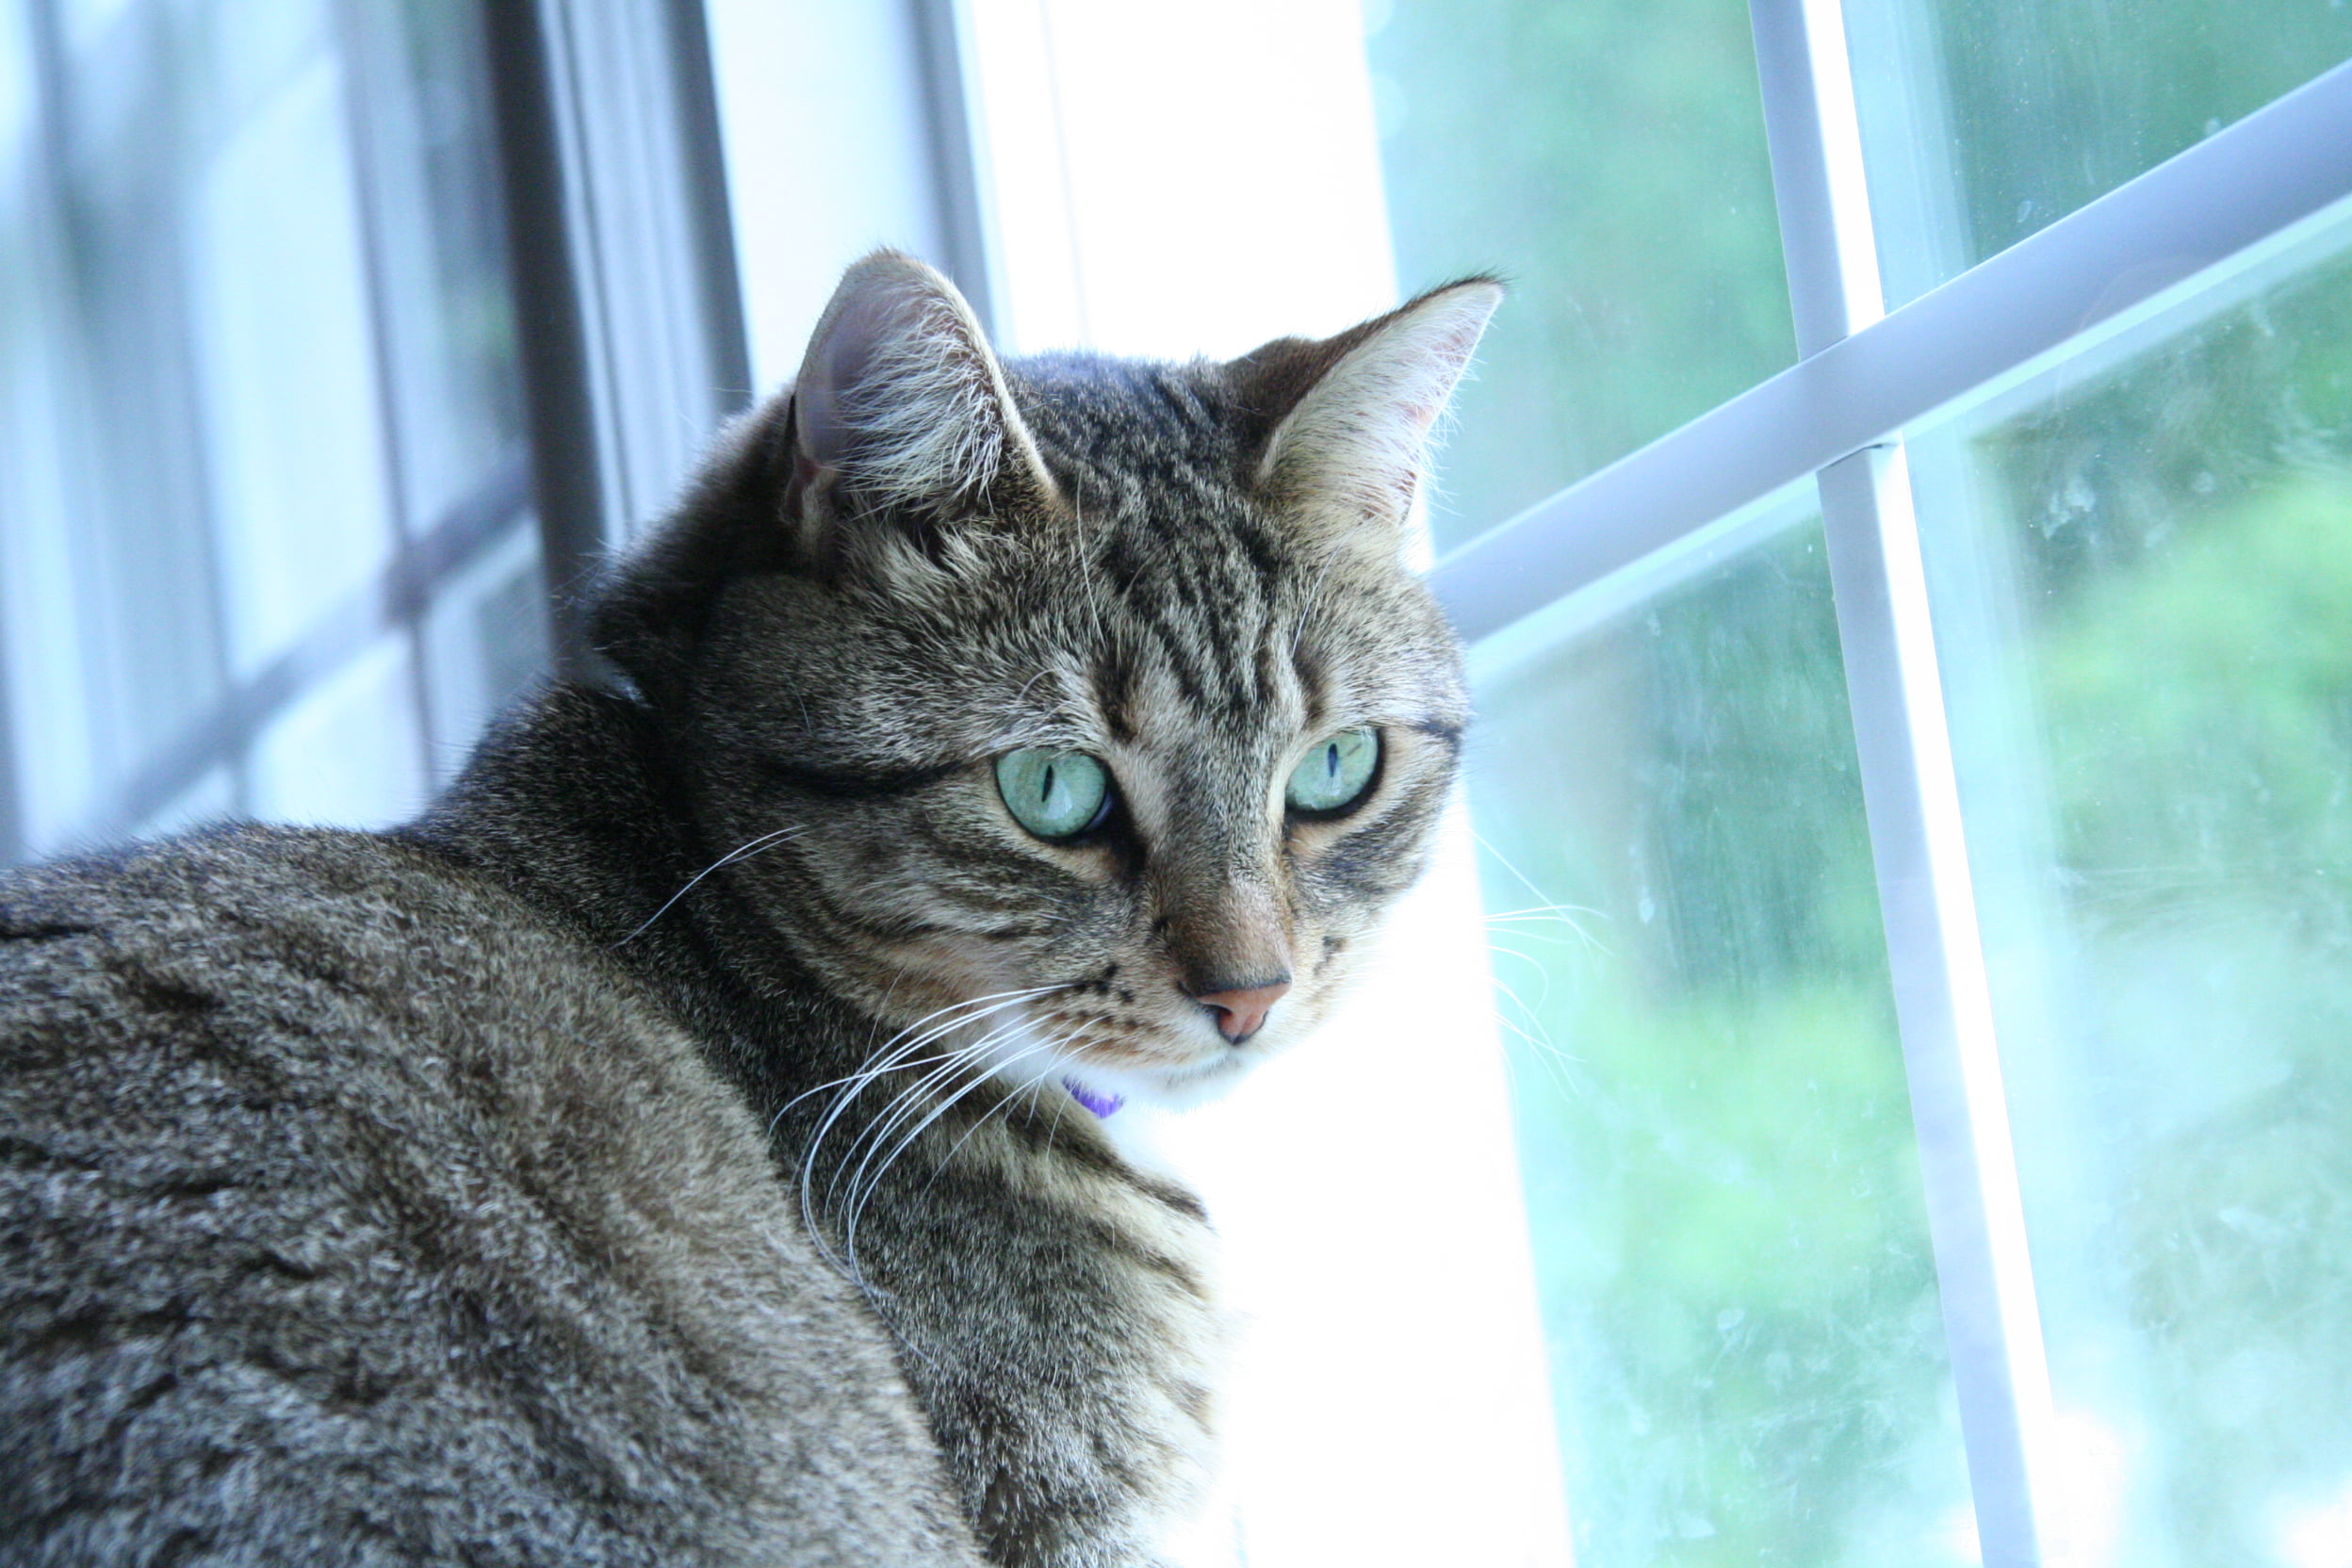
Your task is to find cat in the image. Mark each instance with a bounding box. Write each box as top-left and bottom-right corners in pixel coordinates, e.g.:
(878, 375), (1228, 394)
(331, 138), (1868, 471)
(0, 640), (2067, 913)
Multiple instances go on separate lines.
(0, 252), (1498, 1567)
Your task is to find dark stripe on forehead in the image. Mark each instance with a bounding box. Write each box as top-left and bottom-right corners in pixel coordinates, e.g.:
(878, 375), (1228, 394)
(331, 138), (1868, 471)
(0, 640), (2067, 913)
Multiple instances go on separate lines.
(1295, 645), (1330, 725)
(1181, 544), (1277, 710)
(1135, 595), (1216, 710)
(1225, 588), (1284, 717)
(1100, 538), (1227, 714)
(1254, 636), (1286, 718)
(1094, 652), (1138, 743)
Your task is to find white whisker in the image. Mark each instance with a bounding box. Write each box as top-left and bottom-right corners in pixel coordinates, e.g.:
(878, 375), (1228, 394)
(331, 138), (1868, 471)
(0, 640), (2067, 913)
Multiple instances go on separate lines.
(792, 983), (1072, 1279)
(923, 1049), (1071, 1200)
(615, 824), (807, 945)
(832, 1017), (1037, 1218)
(843, 1033), (1057, 1280)
(773, 984), (1063, 1129)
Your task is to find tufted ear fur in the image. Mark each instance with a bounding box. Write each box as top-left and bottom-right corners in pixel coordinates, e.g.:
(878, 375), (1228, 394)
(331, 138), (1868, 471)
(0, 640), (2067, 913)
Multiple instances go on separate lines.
(787, 250), (1057, 567)
(1234, 277), (1501, 543)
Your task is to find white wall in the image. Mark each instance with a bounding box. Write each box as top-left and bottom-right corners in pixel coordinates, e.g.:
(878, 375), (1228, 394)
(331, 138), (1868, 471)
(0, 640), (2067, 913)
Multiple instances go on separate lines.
(961, 0), (1398, 358)
(702, 0), (954, 393)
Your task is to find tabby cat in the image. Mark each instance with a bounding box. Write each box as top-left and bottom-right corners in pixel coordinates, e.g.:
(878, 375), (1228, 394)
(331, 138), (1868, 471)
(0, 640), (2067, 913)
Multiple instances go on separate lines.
(0, 253), (1497, 1566)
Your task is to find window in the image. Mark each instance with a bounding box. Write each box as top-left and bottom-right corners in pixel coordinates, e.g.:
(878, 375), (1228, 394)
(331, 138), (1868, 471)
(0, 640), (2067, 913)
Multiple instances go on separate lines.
(1410, 4), (2352, 1562)
(1899, 216), (2352, 1568)
(0, 0), (539, 857)
(1366, 0), (1794, 547)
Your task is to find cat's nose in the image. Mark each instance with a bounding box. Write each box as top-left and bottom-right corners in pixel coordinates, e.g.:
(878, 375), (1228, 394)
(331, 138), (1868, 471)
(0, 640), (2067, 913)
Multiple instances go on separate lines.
(1190, 977), (1292, 1044)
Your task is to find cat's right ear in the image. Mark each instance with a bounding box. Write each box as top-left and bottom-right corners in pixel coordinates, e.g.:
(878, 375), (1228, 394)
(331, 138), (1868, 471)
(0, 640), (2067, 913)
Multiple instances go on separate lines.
(783, 250), (1057, 574)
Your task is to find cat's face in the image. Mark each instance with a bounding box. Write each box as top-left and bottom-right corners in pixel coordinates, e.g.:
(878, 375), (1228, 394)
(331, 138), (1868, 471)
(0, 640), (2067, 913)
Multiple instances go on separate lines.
(601, 254), (1496, 1110)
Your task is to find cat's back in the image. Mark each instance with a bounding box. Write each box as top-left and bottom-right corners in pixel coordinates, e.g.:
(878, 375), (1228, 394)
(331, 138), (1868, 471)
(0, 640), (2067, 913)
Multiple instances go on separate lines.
(0, 826), (978, 1567)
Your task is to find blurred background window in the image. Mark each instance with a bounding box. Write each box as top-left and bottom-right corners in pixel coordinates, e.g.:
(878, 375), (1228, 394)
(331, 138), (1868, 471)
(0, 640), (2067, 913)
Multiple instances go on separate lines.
(0, 0), (539, 856)
(1465, 488), (1977, 1564)
(1903, 208), (2352, 1568)
(7, 4), (2352, 1567)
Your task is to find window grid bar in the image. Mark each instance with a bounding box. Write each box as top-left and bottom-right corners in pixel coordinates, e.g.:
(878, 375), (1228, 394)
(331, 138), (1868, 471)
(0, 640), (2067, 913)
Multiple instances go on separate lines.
(1752, 0), (1884, 353)
(1428, 53), (2352, 644)
(1817, 447), (2062, 1568)
(1750, 1), (2062, 1563)
(63, 460), (531, 853)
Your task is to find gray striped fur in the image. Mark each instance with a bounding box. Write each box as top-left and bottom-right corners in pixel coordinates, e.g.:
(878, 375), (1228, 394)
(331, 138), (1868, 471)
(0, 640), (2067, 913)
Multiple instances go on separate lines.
(0, 253), (1497, 1566)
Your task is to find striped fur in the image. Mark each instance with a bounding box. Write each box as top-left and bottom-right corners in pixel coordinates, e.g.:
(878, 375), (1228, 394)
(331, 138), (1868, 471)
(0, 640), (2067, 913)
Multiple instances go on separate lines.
(0, 253), (1496, 1566)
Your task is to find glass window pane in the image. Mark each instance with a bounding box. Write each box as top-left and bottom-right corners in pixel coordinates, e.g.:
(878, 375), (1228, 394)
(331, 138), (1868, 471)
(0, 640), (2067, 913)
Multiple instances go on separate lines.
(1908, 202), (2352, 1566)
(248, 634), (425, 830)
(1466, 493), (1974, 1565)
(1, 0), (240, 837)
(342, 0), (526, 532)
(1846, 0), (2352, 306)
(420, 514), (546, 786)
(188, 39), (397, 675)
(1364, 0), (1794, 550)
(0, 0), (538, 859)
(128, 764), (235, 843)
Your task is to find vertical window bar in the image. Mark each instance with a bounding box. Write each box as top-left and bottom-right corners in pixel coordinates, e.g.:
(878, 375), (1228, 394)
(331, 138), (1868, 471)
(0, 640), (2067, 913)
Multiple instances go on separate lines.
(1749, 0), (2065, 1562)
(483, 0), (602, 677)
(1750, 0), (1883, 351)
(482, 0), (750, 675)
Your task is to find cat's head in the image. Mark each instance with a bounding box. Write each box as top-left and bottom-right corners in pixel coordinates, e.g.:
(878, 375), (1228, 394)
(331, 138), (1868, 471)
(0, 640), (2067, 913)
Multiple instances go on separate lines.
(596, 252), (1496, 1110)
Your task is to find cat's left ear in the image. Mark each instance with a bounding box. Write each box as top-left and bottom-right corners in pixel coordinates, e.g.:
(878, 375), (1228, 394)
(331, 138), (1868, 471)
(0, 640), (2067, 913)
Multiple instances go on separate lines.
(1235, 277), (1501, 542)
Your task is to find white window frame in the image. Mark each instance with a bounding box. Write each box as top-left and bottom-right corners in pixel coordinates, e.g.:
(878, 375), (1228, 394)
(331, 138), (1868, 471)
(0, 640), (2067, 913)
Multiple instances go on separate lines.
(1424, 14), (2352, 1563)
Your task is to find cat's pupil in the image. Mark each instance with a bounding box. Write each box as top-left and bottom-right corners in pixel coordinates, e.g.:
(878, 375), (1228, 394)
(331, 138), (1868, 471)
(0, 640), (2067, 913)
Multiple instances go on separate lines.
(1323, 745), (1339, 780)
(1040, 763), (1056, 801)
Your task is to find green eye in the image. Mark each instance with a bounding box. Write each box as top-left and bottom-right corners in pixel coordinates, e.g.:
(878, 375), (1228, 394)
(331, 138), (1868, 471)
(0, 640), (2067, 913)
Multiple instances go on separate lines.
(995, 749), (1112, 840)
(1286, 727), (1380, 814)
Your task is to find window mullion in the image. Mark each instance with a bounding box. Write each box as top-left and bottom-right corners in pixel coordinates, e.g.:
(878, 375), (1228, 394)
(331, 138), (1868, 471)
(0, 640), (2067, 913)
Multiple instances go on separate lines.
(482, 0), (748, 675)
(1751, 0), (1884, 351)
(1814, 444), (2064, 1568)
(1750, 1), (2065, 1563)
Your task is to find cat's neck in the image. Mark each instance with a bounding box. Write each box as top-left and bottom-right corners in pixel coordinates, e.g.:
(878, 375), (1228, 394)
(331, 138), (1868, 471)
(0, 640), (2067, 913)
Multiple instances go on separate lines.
(403, 682), (868, 1102)
(405, 683), (673, 936)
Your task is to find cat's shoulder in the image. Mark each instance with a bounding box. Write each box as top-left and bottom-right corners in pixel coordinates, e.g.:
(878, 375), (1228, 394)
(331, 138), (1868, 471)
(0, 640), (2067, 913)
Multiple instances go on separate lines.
(0, 826), (985, 1564)
(7, 819), (608, 1016)
(0, 818), (763, 1257)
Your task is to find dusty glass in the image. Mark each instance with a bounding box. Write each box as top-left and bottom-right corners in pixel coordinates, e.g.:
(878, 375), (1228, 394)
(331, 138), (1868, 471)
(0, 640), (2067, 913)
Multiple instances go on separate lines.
(1362, 0), (1794, 550)
(1465, 494), (1975, 1567)
(1907, 205), (2352, 1567)
(1845, 0), (2352, 306)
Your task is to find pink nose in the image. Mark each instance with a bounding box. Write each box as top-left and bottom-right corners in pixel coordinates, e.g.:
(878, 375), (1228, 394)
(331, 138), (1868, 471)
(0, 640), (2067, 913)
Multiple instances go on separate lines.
(1193, 979), (1291, 1044)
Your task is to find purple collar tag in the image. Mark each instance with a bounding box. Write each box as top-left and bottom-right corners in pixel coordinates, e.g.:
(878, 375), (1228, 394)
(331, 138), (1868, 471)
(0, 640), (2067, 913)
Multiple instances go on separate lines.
(1064, 1079), (1124, 1119)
